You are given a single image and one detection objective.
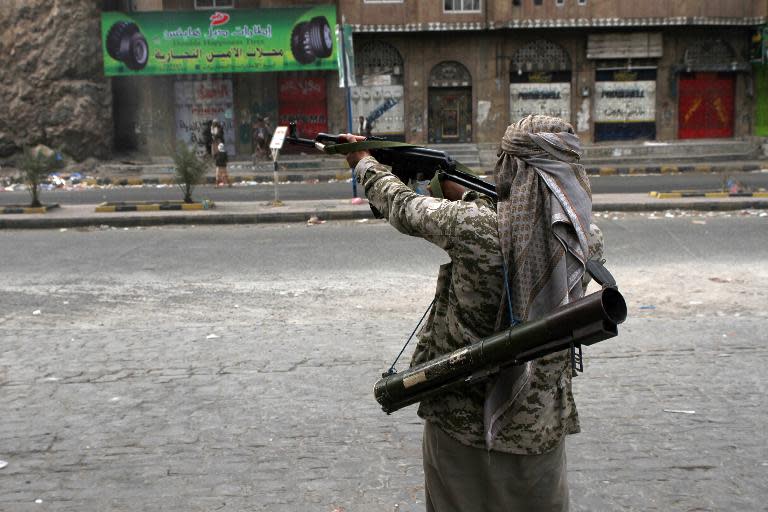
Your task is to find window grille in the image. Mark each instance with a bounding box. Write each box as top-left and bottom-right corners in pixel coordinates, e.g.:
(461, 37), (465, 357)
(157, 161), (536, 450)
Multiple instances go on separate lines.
(511, 40), (571, 73)
(356, 40), (404, 82)
(429, 61), (472, 87)
(683, 39), (739, 71)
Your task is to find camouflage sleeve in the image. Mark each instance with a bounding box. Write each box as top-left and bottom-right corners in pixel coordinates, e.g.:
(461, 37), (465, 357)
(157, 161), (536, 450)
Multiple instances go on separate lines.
(354, 156), (465, 250)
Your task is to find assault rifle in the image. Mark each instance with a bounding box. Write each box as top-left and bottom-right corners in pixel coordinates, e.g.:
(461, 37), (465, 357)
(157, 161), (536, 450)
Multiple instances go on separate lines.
(374, 286), (627, 414)
(285, 122), (497, 199)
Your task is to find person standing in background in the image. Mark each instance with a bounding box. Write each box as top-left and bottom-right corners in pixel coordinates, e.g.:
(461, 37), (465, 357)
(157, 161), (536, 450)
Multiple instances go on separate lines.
(214, 142), (230, 187)
(211, 120), (225, 157)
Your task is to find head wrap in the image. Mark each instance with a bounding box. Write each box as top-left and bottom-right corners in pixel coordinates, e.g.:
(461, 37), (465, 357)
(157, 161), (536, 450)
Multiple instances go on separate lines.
(484, 114), (592, 448)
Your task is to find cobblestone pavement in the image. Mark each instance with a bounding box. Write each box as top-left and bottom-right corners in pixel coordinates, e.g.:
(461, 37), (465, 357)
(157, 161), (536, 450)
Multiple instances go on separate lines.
(1, 213), (767, 511)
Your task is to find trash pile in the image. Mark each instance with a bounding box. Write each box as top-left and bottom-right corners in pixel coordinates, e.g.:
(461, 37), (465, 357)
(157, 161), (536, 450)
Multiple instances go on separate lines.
(1, 171), (99, 192)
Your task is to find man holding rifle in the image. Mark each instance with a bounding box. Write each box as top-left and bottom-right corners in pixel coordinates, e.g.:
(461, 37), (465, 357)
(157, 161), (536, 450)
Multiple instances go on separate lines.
(343, 114), (601, 511)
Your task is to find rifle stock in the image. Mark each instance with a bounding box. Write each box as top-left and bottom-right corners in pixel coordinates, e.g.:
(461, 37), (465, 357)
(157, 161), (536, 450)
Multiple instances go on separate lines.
(285, 122), (497, 199)
(373, 286), (627, 414)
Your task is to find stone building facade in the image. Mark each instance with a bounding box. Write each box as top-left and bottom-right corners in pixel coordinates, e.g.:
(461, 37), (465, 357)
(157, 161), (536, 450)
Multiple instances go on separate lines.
(3, 1), (765, 160)
(103, 1), (768, 158)
(341, 0), (766, 146)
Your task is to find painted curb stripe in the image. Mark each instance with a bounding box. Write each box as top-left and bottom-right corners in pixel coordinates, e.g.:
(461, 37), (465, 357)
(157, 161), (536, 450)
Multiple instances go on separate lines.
(1, 205), (60, 214)
(650, 191), (768, 199)
(95, 202), (213, 212)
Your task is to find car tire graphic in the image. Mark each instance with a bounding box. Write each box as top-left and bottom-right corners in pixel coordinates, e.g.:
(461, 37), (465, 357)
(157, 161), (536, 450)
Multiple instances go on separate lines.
(106, 21), (149, 70)
(290, 16), (333, 64)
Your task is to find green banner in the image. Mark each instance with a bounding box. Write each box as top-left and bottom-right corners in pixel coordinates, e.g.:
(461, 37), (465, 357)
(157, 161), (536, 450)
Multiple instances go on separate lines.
(101, 7), (337, 76)
(755, 64), (768, 137)
(336, 24), (356, 87)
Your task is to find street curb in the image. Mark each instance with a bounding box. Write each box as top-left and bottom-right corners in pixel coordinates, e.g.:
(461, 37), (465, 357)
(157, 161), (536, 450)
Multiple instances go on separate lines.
(649, 191), (768, 199)
(584, 162), (767, 176)
(92, 173), (351, 187)
(1, 204), (60, 214)
(95, 200), (216, 212)
(592, 200), (768, 212)
(1, 199), (767, 229)
(40, 161), (767, 187)
(0, 207), (370, 230)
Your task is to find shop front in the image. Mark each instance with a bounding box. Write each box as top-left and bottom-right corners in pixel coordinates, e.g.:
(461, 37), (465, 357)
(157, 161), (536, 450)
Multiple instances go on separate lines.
(677, 39), (748, 139)
(351, 41), (405, 140)
(101, 6), (338, 157)
(678, 72), (735, 138)
(428, 61), (473, 143)
(509, 40), (572, 126)
(587, 33), (661, 142)
(593, 67), (657, 141)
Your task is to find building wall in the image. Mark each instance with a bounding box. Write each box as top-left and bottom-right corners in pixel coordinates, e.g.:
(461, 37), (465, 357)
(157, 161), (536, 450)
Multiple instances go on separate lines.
(109, 0), (765, 157)
(340, 0), (766, 25)
(354, 28), (756, 144)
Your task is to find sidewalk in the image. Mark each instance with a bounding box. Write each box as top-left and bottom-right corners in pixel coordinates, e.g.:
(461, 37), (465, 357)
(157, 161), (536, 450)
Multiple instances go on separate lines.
(1, 193), (768, 229)
(62, 159), (768, 187)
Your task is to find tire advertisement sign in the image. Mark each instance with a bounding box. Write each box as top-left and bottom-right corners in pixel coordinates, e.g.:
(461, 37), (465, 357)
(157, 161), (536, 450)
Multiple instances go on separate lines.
(510, 72), (571, 124)
(175, 79), (236, 155)
(594, 68), (657, 141)
(101, 7), (337, 76)
(756, 64), (768, 137)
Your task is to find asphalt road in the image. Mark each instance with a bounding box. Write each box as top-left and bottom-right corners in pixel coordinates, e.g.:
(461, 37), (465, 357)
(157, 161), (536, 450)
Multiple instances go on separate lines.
(1, 170), (767, 206)
(1, 212), (767, 511)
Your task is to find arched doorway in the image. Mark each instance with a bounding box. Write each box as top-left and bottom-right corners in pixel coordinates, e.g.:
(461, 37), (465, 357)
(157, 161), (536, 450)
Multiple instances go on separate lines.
(351, 41), (405, 140)
(509, 40), (572, 124)
(678, 39), (746, 139)
(428, 61), (472, 143)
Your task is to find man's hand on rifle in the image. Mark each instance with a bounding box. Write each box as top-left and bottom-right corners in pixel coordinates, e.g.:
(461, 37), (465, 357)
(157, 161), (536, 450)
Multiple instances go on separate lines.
(434, 179), (466, 201)
(337, 132), (465, 201)
(339, 134), (370, 169)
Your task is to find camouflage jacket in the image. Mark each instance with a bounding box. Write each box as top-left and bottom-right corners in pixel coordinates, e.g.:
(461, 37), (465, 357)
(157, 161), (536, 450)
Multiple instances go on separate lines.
(355, 157), (600, 455)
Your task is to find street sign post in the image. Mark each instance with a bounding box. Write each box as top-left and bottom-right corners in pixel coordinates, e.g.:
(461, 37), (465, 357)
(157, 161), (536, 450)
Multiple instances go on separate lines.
(269, 126), (289, 205)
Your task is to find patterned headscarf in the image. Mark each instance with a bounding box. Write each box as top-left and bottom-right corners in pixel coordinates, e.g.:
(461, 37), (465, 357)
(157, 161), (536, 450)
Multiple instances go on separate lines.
(484, 114), (592, 448)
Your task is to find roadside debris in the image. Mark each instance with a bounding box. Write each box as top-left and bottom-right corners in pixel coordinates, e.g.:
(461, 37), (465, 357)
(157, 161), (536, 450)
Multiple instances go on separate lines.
(307, 215), (325, 225)
(663, 409), (696, 414)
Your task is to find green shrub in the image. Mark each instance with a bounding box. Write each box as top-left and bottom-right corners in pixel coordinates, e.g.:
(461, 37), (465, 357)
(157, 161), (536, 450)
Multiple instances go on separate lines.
(20, 146), (63, 207)
(173, 143), (208, 203)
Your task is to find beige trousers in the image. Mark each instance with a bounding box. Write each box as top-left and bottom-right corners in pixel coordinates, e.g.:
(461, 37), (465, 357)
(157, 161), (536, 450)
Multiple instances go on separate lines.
(422, 421), (569, 512)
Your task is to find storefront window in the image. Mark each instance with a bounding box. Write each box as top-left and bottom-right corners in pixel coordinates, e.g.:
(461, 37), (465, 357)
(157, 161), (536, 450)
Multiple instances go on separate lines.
(194, 0), (233, 9)
(444, 0), (481, 13)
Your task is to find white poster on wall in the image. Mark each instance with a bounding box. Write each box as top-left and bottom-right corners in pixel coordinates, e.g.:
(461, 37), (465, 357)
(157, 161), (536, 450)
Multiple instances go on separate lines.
(594, 81), (656, 123)
(174, 79), (236, 156)
(351, 84), (404, 136)
(510, 82), (571, 123)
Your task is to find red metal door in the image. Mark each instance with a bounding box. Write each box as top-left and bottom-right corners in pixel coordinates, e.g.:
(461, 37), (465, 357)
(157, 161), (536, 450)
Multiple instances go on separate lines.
(278, 77), (328, 136)
(678, 72), (735, 139)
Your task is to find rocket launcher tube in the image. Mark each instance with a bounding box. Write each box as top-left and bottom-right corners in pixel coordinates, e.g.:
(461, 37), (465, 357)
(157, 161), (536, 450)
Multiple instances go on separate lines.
(373, 286), (627, 414)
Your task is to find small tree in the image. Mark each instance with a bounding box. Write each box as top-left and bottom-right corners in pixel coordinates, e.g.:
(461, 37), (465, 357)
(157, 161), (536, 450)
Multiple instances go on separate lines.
(20, 146), (62, 207)
(173, 143), (208, 203)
